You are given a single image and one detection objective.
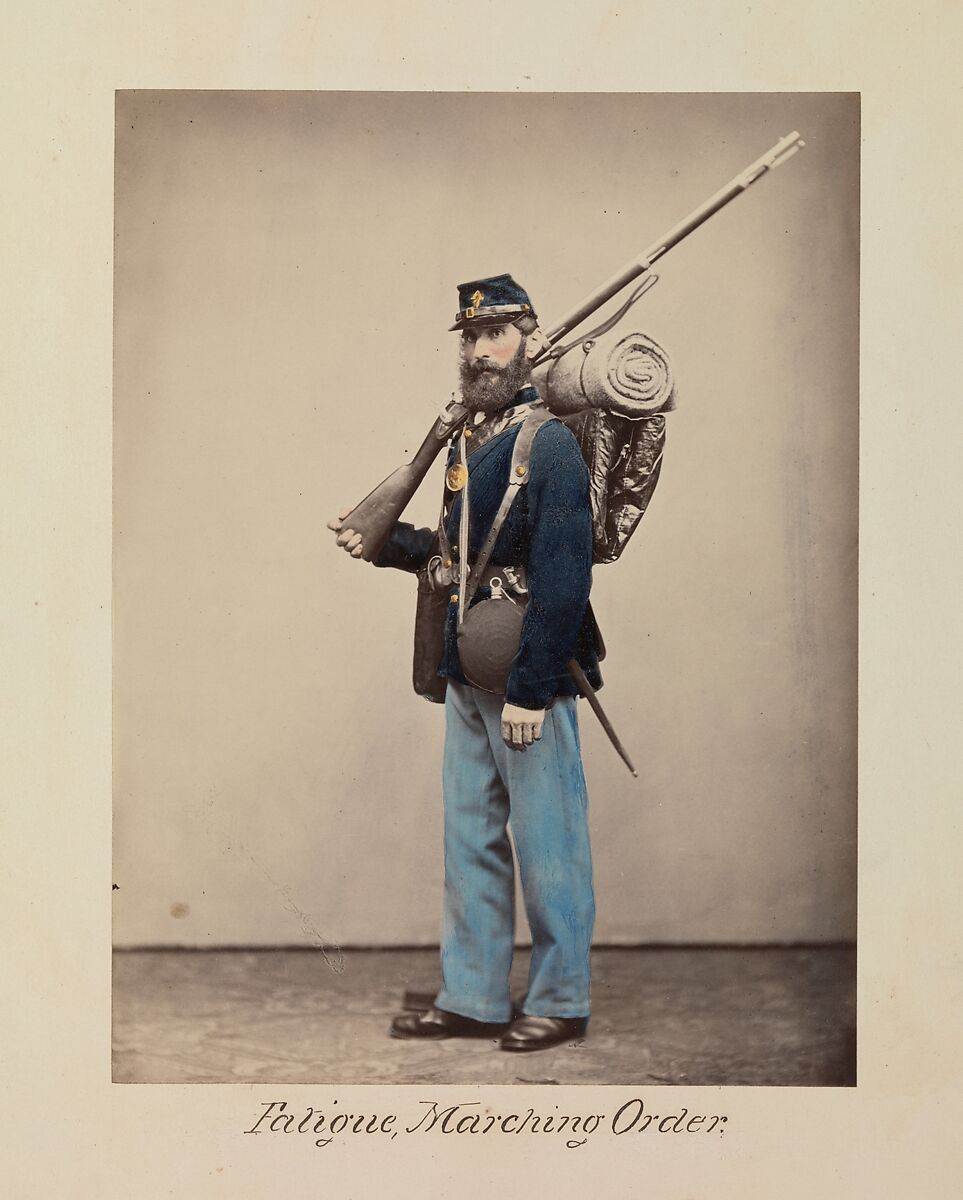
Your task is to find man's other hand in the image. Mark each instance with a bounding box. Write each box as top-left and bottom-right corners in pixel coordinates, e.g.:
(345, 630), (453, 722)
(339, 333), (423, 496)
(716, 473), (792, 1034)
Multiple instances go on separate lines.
(327, 506), (365, 558)
(501, 703), (545, 751)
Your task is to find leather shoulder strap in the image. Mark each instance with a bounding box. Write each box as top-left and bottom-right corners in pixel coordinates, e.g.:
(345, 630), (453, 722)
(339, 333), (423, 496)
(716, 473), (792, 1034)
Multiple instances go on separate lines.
(462, 407), (555, 614)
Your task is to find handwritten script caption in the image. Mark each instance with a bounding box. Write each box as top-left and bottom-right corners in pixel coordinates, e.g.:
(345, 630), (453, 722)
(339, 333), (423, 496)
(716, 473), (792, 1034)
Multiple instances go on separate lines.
(244, 1097), (729, 1150)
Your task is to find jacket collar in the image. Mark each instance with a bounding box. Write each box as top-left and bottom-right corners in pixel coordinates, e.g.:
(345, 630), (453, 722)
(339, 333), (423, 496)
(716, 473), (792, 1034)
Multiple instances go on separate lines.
(464, 387), (542, 456)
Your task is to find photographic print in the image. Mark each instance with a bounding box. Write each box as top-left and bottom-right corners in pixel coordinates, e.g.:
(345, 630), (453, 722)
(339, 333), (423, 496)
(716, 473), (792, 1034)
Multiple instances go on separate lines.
(111, 89), (858, 1087)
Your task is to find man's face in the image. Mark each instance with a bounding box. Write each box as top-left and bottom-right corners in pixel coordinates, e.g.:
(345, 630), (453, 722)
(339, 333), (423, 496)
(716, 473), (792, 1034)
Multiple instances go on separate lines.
(458, 322), (532, 413)
(461, 322), (524, 369)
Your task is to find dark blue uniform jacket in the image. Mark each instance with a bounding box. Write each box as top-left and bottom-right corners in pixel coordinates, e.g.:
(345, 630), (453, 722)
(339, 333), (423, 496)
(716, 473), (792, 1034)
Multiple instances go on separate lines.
(376, 398), (603, 710)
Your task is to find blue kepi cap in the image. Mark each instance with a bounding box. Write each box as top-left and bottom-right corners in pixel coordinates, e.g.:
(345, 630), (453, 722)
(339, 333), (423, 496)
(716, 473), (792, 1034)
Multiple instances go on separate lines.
(449, 273), (537, 330)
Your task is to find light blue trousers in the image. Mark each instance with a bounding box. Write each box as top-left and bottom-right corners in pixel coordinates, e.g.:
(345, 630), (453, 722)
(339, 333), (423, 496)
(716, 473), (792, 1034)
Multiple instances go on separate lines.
(435, 681), (595, 1023)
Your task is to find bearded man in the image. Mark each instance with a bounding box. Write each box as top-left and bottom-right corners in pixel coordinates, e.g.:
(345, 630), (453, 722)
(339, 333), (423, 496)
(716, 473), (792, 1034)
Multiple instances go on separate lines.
(329, 274), (602, 1052)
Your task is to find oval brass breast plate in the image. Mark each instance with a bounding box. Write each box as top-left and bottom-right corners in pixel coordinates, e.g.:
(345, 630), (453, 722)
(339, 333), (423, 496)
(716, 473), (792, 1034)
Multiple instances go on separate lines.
(446, 463), (468, 492)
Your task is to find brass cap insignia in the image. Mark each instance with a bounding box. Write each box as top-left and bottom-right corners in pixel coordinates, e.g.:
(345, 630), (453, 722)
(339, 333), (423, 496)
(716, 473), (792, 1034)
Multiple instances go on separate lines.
(471, 289), (484, 309)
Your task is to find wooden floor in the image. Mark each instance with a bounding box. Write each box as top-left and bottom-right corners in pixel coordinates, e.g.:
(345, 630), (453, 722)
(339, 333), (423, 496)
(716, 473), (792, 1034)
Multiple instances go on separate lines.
(112, 945), (855, 1086)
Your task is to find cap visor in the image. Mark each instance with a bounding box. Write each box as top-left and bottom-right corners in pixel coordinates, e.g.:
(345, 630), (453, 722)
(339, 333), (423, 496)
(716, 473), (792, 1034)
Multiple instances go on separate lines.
(449, 313), (526, 332)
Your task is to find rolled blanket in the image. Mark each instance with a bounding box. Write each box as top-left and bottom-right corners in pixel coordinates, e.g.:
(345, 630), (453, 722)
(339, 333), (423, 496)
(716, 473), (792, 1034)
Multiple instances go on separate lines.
(540, 326), (676, 418)
(533, 322), (674, 563)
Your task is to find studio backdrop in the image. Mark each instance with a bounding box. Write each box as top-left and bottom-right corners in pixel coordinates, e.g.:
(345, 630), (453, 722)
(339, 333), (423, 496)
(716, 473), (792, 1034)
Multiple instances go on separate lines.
(113, 91), (858, 947)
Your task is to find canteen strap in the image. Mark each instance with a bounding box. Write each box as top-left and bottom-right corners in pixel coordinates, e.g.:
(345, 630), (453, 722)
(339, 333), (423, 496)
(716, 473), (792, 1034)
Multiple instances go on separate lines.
(461, 407), (554, 619)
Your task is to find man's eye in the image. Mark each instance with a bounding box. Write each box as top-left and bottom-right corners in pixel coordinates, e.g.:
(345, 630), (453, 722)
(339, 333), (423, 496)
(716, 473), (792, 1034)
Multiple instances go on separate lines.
(490, 328), (504, 338)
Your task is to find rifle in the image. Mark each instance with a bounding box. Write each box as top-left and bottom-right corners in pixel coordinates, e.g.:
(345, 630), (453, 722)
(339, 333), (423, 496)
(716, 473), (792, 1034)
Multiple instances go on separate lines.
(341, 131), (805, 564)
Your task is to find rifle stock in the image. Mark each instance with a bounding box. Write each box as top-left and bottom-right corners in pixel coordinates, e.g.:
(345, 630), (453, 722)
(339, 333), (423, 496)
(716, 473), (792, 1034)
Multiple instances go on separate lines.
(346, 407), (467, 563)
(340, 131), (804, 563)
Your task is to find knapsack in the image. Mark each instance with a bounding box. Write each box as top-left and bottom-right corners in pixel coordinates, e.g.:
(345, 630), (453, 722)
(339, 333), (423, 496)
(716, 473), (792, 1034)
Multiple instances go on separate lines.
(539, 323), (676, 563)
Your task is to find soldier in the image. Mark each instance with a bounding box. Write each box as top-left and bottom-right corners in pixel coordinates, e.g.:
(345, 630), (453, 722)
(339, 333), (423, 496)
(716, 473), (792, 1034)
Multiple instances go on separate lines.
(328, 274), (602, 1052)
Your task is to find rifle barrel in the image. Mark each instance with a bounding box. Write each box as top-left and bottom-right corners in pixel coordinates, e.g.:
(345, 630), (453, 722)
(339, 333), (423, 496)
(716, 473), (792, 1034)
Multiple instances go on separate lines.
(543, 131), (805, 347)
(344, 131), (805, 559)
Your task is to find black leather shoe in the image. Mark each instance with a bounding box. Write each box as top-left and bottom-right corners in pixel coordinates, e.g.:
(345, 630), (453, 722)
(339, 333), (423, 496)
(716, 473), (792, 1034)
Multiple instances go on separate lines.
(498, 1015), (588, 1052)
(390, 1006), (509, 1040)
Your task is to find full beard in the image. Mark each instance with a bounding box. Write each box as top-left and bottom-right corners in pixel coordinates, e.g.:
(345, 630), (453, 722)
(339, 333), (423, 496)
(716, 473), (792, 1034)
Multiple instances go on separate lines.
(459, 339), (533, 413)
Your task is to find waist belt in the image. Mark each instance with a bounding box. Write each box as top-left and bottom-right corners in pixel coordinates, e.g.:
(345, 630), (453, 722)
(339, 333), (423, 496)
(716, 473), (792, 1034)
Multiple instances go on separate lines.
(424, 561), (528, 598)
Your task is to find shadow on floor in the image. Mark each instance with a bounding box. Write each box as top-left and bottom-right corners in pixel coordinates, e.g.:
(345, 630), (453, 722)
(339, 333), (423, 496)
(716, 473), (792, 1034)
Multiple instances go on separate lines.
(112, 945), (855, 1086)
